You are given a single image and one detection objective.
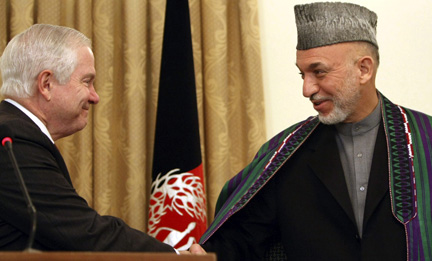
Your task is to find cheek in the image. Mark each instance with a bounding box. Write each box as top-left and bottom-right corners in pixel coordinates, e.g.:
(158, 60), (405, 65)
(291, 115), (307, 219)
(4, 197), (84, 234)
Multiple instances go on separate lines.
(71, 88), (88, 105)
(323, 77), (346, 94)
(317, 80), (337, 96)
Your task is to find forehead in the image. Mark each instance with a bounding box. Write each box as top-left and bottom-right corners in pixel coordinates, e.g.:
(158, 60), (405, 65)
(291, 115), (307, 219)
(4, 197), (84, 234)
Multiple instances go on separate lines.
(296, 43), (351, 70)
(74, 46), (95, 75)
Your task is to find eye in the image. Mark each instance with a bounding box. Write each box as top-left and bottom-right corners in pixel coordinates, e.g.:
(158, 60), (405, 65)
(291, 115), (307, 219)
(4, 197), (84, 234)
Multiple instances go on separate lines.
(298, 72), (305, 79)
(314, 70), (326, 78)
(82, 78), (93, 87)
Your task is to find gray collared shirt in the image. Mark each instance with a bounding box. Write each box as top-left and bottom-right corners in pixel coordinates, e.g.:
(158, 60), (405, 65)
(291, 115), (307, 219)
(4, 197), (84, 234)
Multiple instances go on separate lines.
(335, 101), (382, 237)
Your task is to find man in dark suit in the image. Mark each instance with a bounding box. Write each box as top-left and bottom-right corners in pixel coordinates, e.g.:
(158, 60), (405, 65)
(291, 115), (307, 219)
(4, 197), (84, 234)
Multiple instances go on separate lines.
(190, 2), (432, 260)
(0, 24), (176, 252)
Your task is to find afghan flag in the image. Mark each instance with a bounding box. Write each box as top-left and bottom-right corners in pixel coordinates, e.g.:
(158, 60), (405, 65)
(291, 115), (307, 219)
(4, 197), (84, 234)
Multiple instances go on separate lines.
(147, 0), (207, 251)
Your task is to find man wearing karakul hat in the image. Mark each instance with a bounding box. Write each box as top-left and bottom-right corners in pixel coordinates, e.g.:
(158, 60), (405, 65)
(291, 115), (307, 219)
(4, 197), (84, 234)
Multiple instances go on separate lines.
(190, 2), (432, 260)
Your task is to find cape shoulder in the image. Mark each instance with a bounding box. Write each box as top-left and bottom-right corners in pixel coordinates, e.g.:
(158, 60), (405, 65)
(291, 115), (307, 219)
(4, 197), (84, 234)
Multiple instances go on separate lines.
(201, 116), (320, 243)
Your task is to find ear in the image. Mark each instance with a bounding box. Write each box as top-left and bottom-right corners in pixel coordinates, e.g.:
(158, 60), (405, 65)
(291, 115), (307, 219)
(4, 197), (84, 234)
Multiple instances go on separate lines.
(37, 70), (54, 101)
(357, 56), (374, 84)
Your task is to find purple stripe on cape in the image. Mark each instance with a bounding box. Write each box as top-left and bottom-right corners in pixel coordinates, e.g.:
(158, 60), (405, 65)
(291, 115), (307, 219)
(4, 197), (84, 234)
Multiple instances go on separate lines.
(411, 111), (432, 259)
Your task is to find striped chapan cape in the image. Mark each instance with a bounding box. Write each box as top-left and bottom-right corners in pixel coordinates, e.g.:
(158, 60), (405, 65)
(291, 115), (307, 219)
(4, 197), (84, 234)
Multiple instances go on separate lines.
(200, 92), (432, 261)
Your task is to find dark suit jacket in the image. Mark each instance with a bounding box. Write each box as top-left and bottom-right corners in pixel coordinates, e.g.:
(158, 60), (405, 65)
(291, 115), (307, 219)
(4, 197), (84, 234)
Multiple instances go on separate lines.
(203, 123), (406, 260)
(0, 101), (174, 252)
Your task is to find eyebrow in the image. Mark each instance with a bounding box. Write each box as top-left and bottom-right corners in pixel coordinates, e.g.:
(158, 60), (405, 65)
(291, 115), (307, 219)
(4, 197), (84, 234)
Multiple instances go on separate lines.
(83, 73), (96, 79)
(295, 62), (327, 72)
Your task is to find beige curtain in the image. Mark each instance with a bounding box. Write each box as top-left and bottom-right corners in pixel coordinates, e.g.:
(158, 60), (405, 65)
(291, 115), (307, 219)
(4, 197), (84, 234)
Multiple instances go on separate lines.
(0, 0), (265, 232)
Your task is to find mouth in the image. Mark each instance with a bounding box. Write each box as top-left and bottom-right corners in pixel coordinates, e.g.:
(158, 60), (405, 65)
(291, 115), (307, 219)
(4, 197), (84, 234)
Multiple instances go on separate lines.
(311, 98), (331, 112)
(312, 100), (323, 106)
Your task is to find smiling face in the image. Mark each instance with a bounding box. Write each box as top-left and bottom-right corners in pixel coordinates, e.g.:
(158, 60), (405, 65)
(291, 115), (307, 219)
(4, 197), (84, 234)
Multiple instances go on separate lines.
(296, 42), (374, 124)
(47, 46), (99, 139)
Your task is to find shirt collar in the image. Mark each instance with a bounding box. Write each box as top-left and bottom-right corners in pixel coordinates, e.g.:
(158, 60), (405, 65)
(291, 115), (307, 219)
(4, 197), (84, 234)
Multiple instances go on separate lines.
(5, 99), (55, 144)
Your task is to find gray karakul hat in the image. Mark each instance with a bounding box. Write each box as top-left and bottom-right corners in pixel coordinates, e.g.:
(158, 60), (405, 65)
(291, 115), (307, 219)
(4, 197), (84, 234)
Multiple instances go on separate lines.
(294, 2), (378, 50)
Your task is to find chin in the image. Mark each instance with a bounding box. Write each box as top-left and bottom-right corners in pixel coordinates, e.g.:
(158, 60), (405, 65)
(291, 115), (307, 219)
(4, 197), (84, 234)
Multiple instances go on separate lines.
(75, 120), (88, 132)
(318, 111), (347, 125)
(79, 123), (88, 131)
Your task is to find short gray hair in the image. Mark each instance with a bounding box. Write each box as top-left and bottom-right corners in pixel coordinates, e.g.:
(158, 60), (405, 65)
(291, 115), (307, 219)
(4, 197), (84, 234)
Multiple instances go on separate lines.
(0, 24), (91, 98)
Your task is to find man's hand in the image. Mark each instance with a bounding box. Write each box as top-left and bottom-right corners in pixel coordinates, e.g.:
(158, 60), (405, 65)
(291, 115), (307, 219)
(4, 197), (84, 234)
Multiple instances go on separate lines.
(189, 243), (207, 254)
(178, 243), (207, 254)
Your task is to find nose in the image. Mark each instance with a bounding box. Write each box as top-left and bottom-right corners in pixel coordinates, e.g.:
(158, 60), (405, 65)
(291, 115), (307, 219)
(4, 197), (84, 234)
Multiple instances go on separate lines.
(302, 75), (319, 98)
(89, 87), (100, 105)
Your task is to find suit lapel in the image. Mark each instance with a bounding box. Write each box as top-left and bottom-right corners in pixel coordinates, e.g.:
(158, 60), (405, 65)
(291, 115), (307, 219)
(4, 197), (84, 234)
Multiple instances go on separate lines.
(363, 123), (388, 227)
(307, 125), (356, 225)
(51, 144), (73, 185)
